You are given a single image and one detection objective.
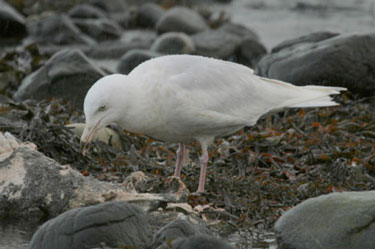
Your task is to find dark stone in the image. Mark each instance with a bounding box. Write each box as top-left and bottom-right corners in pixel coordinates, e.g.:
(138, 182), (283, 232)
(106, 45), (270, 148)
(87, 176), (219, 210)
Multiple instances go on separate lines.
(256, 33), (375, 94)
(275, 191), (375, 249)
(137, 3), (165, 28)
(73, 18), (122, 41)
(86, 29), (156, 59)
(271, 31), (340, 53)
(170, 236), (235, 249)
(117, 49), (160, 74)
(192, 29), (241, 59)
(0, 0), (27, 40)
(68, 4), (107, 19)
(151, 32), (195, 54)
(152, 219), (211, 249)
(217, 22), (259, 41)
(156, 7), (208, 35)
(29, 201), (152, 249)
(89, 0), (128, 13)
(236, 37), (267, 68)
(13, 49), (105, 109)
(27, 14), (96, 45)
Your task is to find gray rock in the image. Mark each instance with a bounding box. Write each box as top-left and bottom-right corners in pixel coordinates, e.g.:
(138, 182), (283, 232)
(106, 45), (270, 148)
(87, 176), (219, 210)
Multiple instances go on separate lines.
(275, 191), (375, 249)
(137, 3), (165, 28)
(89, 0), (128, 13)
(0, 132), (188, 218)
(86, 30), (156, 59)
(192, 29), (240, 59)
(151, 32), (195, 54)
(156, 7), (208, 35)
(152, 219), (211, 249)
(13, 49), (105, 109)
(73, 18), (122, 41)
(218, 22), (259, 41)
(170, 236), (235, 249)
(117, 49), (160, 74)
(29, 201), (152, 249)
(271, 31), (339, 53)
(256, 33), (375, 94)
(68, 4), (107, 19)
(27, 14), (96, 45)
(0, 0), (27, 40)
(236, 37), (267, 68)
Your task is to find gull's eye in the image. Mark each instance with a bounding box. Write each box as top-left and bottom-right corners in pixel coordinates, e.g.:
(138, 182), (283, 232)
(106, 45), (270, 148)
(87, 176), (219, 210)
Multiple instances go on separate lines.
(98, 105), (107, 112)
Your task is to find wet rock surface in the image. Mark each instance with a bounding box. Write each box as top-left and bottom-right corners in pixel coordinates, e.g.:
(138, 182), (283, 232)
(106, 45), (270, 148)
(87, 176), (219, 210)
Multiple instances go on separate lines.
(275, 191), (375, 249)
(256, 33), (375, 95)
(29, 201), (152, 249)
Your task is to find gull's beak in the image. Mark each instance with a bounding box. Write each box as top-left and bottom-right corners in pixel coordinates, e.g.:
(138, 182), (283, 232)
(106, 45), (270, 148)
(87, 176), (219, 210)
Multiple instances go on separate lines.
(80, 121), (101, 156)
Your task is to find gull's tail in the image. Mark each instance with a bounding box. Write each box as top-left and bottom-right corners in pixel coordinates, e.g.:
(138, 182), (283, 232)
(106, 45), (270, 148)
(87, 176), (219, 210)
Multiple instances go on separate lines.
(259, 77), (347, 109)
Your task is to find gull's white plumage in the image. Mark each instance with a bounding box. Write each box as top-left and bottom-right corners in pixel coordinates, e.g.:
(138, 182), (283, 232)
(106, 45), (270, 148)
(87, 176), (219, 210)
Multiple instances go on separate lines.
(81, 54), (346, 192)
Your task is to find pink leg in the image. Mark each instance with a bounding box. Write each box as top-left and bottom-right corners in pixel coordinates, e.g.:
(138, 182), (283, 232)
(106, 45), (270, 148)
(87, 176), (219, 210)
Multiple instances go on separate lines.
(197, 143), (209, 193)
(174, 143), (185, 177)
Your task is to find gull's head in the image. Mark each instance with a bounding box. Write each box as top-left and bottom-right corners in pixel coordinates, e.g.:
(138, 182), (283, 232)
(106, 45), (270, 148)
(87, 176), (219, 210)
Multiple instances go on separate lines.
(80, 74), (124, 155)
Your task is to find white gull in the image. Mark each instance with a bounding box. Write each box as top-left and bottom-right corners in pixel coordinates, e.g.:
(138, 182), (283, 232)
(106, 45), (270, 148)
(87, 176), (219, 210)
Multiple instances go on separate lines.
(80, 54), (346, 193)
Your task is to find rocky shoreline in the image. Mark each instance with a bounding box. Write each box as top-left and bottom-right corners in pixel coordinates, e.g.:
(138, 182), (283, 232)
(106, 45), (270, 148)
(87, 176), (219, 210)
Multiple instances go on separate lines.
(1, 0), (375, 249)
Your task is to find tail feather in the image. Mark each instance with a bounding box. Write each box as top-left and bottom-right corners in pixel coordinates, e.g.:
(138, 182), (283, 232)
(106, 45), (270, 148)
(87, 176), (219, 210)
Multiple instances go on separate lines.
(258, 77), (347, 109)
(288, 85), (347, 108)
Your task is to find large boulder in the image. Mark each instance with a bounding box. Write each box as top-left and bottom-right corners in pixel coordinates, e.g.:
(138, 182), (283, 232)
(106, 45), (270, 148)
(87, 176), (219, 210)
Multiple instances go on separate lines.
(27, 14), (96, 45)
(29, 201), (152, 249)
(0, 0), (27, 40)
(13, 49), (105, 109)
(156, 7), (208, 35)
(0, 132), (188, 219)
(256, 33), (375, 95)
(275, 191), (375, 249)
(151, 32), (195, 55)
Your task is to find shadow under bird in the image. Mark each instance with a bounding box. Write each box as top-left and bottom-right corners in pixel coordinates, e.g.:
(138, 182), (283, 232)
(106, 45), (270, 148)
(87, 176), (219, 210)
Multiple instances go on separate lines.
(80, 54), (346, 193)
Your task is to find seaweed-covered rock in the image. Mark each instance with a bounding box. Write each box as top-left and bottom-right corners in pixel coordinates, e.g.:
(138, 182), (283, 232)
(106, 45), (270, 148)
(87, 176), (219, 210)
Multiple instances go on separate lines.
(13, 49), (105, 109)
(117, 49), (160, 74)
(256, 33), (375, 94)
(0, 0), (27, 40)
(275, 191), (375, 249)
(152, 219), (211, 249)
(137, 3), (165, 28)
(29, 201), (152, 249)
(73, 18), (122, 41)
(156, 7), (208, 35)
(68, 4), (107, 19)
(27, 14), (95, 45)
(151, 32), (195, 55)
